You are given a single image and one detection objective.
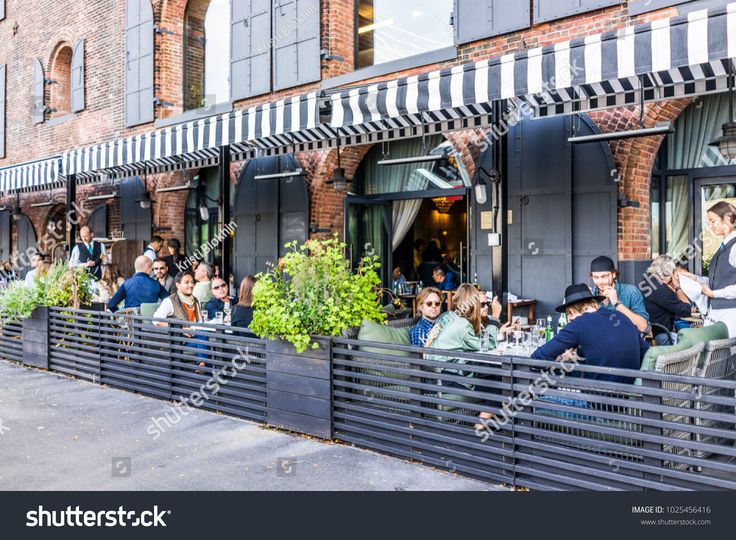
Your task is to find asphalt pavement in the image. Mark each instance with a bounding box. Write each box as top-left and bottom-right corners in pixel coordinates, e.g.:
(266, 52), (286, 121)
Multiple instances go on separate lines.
(0, 360), (506, 491)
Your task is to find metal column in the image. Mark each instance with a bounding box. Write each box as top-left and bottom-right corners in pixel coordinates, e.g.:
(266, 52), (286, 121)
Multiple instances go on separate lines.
(219, 145), (232, 281)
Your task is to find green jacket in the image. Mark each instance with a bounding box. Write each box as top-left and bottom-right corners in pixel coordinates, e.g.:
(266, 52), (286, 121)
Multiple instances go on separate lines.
(426, 317), (499, 381)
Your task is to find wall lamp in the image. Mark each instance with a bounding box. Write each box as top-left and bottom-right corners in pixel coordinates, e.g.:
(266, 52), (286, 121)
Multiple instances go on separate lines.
(156, 182), (196, 193)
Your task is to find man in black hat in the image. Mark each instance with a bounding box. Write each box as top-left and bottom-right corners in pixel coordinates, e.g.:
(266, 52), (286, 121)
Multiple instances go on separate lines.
(531, 284), (649, 384)
(589, 255), (649, 333)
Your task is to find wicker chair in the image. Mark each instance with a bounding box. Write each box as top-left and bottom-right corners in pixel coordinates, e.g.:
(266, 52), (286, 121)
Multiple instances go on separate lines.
(692, 338), (736, 458)
(655, 342), (704, 469)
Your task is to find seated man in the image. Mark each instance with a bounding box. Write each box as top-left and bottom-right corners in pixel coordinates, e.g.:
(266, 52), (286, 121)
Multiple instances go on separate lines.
(590, 255), (649, 333)
(391, 265), (409, 294)
(205, 277), (233, 322)
(531, 284), (649, 384)
(107, 256), (169, 312)
(193, 262), (214, 304)
(410, 287), (442, 346)
(432, 266), (458, 291)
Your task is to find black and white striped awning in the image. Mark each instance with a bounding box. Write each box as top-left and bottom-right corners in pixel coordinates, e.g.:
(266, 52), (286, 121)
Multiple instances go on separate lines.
(0, 157), (61, 194)
(330, 3), (736, 134)
(62, 92), (329, 181)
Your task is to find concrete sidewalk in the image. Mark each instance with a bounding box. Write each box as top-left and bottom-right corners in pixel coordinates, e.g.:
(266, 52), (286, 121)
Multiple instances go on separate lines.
(0, 361), (506, 491)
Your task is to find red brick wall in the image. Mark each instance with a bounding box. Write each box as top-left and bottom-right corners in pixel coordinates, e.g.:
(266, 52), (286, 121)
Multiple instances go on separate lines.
(589, 98), (693, 262)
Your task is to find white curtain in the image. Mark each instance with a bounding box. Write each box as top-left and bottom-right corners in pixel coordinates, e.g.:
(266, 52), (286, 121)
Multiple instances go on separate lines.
(392, 199), (422, 250)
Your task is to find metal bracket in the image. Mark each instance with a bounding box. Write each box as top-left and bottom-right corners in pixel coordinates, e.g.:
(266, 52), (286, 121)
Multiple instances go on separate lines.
(320, 49), (344, 62)
(153, 97), (176, 108)
(154, 24), (178, 37)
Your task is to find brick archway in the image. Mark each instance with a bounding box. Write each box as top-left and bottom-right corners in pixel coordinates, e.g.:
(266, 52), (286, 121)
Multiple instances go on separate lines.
(590, 98), (694, 261)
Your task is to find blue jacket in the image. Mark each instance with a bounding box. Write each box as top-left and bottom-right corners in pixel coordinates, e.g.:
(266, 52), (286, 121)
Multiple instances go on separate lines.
(107, 272), (169, 311)
(531, 308), (649, 384)
(436, 271), (459, 291)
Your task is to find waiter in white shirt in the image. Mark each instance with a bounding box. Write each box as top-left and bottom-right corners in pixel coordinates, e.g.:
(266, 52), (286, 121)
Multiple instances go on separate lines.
(694, 202), (736, 337)
(69, 226), (107, 280)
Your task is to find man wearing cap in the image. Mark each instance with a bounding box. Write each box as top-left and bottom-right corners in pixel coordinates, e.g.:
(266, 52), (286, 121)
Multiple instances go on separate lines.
(589, 255), (649, 333)
(531, 284), (649, 384)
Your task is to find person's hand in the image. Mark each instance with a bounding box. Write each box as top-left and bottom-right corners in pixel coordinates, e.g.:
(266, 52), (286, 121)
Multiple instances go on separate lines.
(556, 348), (581, 362)
(701, 284), (715, 298)
(491, 296), (502, 319)
(425, 325), (441, 347)
(600, 285), (618, 305)
(86, 260), (96, 268)
(671, 271), (681, 290)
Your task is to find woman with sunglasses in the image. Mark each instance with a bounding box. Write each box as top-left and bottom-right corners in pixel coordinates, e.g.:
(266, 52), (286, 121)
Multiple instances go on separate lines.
(410, 287), (443, 346)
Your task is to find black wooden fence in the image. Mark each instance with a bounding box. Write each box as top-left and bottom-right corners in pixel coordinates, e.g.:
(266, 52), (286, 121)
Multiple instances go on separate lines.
(1, 307), (735, 491)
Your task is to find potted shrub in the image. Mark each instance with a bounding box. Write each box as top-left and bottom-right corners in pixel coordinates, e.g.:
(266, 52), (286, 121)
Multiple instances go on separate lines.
(0, 264), (93, 368)
(250, 236), (385, 438)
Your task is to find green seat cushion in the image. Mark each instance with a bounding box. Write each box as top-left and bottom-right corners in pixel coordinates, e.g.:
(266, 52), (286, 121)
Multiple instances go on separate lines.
(677, 322), (728, 347)
(357, 319), (412, 357)
(640, 338), (693, 372)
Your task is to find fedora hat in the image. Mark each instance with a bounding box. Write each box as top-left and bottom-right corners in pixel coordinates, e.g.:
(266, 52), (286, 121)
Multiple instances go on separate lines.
(555, 283), (606, 313)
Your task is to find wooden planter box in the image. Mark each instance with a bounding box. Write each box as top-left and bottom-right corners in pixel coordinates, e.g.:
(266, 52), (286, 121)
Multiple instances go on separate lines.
(22, 306), (49, 369)
(265, 336), (332, 439)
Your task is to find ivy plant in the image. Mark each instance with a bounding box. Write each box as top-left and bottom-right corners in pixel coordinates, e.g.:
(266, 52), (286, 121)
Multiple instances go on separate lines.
(250, 236), (386, 353)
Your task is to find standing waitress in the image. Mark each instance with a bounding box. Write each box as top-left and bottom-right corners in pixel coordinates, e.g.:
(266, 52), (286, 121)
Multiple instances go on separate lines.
(700, 201), (736, 337)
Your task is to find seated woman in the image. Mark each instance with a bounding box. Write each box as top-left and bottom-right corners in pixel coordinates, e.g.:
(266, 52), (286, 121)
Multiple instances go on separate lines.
(643, 255), (692, 346)
(153, 272), (203, 325)
(232, 275), (258, 328)
(531, 284), (649, 384)
(409, 287), (442, 346)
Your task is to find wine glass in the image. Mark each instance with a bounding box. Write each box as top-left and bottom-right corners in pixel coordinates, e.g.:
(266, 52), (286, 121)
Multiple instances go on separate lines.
(223, 302), (232, 323)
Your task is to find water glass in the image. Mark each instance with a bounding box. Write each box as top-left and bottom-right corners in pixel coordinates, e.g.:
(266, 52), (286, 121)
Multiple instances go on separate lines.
(201, 311), (209, 323)
(214, 311), (224, 324)
(480, 328), (490, 352)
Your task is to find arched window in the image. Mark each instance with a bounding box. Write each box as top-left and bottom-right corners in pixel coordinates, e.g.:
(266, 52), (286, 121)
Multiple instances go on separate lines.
(184, 0), (231, 111)
(49, 43), (73, 118)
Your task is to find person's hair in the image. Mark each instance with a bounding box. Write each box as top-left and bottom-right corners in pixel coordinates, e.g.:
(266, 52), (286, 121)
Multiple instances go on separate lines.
(413, 239), (426, 249)
(452, 283), (480, 312)
(134, 255), (152, 273)
(433, 266), (446, 277)
(455, 291), (483, 335)
(153, 257), (168, 268)
(416, 287), (442, 306)
(647, 254), (677, 282)
(198, 262), (214, 280)
(150, 235), (164, 245)
(167, 238), (181, 250)
(239, 275), (258, 306)
(565, 298), (599, 319)
(211, 276), (226, 289)
(175, 271), (195, 285)
(99, 264), (119, 295)
(708, 201), (736, 227)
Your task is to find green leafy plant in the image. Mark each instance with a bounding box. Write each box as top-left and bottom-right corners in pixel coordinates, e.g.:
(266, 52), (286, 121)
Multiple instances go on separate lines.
(0, 263), (93, 324)
(250, 236), (386, 352)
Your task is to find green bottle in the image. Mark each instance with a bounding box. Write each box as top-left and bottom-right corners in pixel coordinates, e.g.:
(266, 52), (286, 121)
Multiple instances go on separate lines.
(545, 315), (553, 342)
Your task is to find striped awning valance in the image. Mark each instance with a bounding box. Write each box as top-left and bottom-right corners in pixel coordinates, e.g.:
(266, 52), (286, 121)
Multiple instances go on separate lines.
(0, 157), (61, 193)
(62, 92), (327, 180)
(330, 3), (736, 133)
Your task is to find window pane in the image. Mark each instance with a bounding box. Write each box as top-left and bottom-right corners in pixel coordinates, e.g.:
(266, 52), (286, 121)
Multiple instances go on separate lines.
(205, 0), (231, 106)
(651, 176), (660, 257)
(357, 0), (453, 68)
(666, 176), (688, 258)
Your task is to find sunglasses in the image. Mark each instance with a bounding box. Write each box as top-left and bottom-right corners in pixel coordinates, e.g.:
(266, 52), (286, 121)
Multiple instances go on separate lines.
(213, 284), (227, 290)
(153, 267), (166, 272)
(423, 301), (442, 307)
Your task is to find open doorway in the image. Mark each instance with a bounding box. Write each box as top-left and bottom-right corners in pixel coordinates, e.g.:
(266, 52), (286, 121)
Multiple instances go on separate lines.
(346, 135), (471, 287)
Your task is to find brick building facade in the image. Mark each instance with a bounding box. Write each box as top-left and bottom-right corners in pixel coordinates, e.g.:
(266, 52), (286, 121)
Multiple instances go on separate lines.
(0, 0), (723, 286)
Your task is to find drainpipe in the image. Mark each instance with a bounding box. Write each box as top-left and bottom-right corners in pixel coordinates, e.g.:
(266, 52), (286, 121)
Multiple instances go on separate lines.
(219, 145), (231, 281)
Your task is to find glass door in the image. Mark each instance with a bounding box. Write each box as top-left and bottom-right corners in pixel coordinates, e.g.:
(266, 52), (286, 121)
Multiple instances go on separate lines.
(345, 198), (392, 286)
(694, 176), (736, 274)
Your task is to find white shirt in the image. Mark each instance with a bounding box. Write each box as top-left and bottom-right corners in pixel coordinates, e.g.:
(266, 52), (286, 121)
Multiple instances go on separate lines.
(69, 242), (107, 268)
(24, 269), (37, 287)
(153, 297), (175, 320)
(143, 246), (157, 262)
